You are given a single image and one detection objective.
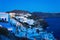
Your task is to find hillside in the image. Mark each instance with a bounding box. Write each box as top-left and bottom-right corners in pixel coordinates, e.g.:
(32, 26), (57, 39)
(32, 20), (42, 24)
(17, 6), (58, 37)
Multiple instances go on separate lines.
(6, 10), (60, 18)
(6, 10), (31, 14)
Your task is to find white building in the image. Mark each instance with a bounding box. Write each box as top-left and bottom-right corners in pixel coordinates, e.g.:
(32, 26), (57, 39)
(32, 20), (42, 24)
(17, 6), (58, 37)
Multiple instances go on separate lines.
(0, 12), (9, 22)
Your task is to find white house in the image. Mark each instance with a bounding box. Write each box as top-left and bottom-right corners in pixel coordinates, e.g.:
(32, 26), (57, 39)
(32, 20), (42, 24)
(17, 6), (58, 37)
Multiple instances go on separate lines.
(0, 12), (9, 22)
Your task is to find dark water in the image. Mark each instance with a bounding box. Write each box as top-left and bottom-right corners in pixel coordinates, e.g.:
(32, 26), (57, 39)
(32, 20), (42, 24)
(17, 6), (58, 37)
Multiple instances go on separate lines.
(45, 17), (60, 40)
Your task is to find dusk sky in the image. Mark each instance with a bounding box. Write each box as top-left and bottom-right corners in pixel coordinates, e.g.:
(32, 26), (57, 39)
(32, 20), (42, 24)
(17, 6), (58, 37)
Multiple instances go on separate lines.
(0, 0), (60, 13)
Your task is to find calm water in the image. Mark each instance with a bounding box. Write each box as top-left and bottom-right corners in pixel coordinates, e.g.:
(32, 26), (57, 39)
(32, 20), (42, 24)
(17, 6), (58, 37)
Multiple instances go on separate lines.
(45, 17), (60, 40)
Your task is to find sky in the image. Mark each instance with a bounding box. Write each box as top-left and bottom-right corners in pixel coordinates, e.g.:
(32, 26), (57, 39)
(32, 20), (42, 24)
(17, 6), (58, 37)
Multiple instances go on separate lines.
(0, 0), (60, 13)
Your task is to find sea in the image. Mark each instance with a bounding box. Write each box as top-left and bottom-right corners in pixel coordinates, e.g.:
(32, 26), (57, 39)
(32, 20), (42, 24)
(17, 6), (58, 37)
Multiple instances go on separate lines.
(45, 17), (60, 40)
